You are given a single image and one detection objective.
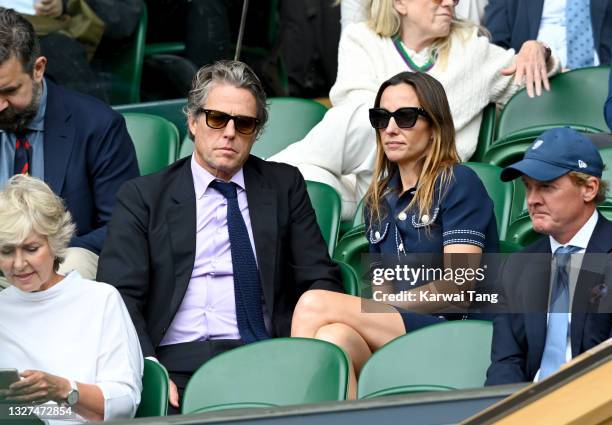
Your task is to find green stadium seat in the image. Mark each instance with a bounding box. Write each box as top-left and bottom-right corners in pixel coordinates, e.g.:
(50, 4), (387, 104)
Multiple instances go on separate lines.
(494, 66), (610, 141)
(336, 259), (359, 296)
(251, 97), (328, 159)
(470, 103), (497, 162)
(135, 359), (169, 417)
(181, 338), (349, 414)
(108, 5), (147, 105)
(122, 113), (179, 175)
(306, 181), (341, 256)
(464, 163), (514, 240)
(332, 225), (368, 296)
(483, 124), (603, 168)
(600, 147), (612, 207)
(357, 321), (493, 399)
(114, 99), (188, 141)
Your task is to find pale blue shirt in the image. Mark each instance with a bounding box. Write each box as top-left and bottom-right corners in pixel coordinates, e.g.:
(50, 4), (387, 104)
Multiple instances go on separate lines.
(0, 80), (47, 189)
(537, 0), (599, 69)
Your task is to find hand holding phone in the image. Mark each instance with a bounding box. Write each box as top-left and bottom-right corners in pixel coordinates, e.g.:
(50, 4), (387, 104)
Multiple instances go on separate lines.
(0, 369), (20, 398)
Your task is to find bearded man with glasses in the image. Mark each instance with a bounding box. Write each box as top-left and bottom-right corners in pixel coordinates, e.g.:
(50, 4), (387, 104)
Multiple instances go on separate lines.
(97, 60), (343, 414)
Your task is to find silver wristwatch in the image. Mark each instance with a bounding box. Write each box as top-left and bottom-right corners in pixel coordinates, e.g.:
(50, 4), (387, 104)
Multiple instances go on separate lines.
(62, 380), (79, 407)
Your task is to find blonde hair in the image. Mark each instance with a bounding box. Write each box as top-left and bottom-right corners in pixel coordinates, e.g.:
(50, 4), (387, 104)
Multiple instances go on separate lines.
(364, 0), (478, 68)
(365, 71), (460, 228)
(0, 175), (75, 270)
(568, 171), (609, 204)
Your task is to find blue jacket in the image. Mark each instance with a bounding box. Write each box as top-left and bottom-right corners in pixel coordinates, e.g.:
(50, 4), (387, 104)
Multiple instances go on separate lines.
(43, 79), (139, 254)
(486, 214), (612, 385)
(484, 0), (612, 65)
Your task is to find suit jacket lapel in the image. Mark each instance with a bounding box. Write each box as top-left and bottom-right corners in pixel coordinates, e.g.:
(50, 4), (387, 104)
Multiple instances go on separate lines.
(591, 0), (608, 48)
(244, 158), (277, 315)
(43, 80), (74, 195)
(523, 239), (552, 373)
(571, 214), (612, 355)
(166, 160), (197, 317)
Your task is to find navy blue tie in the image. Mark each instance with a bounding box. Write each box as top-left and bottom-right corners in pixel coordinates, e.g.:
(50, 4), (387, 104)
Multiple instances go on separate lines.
(210, 180), (270, 343)
(14, 131), (32, 175)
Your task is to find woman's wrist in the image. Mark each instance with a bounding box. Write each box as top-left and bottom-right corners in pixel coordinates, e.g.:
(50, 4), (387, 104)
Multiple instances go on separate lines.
(537, 40), (552, 62)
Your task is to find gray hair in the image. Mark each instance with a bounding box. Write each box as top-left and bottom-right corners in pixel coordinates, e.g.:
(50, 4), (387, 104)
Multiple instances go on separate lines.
(0, 175), (75, 271)
(0, 7), (40, 74)
(185, 60), (268, 140)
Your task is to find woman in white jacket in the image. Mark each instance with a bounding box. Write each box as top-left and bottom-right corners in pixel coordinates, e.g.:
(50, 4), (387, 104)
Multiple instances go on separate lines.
(270, 0), (558, 219)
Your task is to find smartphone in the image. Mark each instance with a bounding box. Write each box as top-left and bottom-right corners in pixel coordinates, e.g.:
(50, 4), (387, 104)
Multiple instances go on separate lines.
(0, 369), (20, 390)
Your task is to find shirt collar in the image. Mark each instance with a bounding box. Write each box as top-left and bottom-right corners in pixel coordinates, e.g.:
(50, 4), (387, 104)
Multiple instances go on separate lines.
(190, 154), (246, 200)
(549, 209), (598, 253)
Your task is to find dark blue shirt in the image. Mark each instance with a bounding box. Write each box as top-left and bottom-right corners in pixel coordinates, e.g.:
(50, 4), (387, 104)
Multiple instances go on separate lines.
(366, 164), (499, 255)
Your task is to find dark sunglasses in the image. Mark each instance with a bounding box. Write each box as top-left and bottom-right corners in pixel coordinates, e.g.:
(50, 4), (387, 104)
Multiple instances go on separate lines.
(369, 107), (429, 129)
(198, 108), (260, 135)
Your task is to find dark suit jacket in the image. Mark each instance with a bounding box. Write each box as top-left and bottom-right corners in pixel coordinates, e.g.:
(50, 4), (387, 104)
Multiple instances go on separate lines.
(486, 214), (612, 385)
(97, 155), (343, 357)
(484, 0), (612, 65)
(43, 79), (139, 254)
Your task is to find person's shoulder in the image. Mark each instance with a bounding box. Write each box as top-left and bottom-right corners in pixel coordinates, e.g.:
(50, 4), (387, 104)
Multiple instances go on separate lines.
(446, 163), (484, 188)
(48, 80), (119, 119)
(343, 21), (386, 42)
(250, 155), (303, 181)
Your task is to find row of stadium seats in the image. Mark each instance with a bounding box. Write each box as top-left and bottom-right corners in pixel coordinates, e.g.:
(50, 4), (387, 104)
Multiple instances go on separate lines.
(135, 320), (492, 417)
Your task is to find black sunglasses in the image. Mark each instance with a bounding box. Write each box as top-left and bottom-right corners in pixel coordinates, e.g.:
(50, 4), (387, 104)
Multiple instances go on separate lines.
(369, 107), (429, 129)
(198, 108), (260, 135)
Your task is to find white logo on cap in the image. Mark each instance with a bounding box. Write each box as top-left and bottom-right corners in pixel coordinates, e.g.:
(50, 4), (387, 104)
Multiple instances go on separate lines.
(578, 160), (588, 169)
(532, 140), (544, 149)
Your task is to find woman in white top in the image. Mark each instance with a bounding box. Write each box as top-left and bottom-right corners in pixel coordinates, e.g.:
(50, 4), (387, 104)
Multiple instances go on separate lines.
(0, 175), (143, 424)
(270, 0), (559, 219)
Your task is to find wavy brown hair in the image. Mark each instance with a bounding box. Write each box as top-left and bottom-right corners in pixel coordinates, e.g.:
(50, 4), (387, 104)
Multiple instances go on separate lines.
(364, 71), (460, 229)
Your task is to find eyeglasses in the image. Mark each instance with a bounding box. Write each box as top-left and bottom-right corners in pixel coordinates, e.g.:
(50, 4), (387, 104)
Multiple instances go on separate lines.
(432, 0), (460, 5)
(197, 108), (260, 135)
(369, 107), (429, 129)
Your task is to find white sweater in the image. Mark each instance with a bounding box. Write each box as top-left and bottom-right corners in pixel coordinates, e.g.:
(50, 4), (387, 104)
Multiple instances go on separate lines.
(0, 271), (143, 424)
(270, 22), (558, 218)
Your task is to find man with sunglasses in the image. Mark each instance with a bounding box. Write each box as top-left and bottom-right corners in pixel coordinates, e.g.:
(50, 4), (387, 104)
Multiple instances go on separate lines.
(97, 60), (343, 413)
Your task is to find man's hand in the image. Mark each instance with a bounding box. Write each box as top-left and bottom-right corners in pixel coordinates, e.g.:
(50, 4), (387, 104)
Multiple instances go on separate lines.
(169, 378), (180, 408)
(34, 0), (63, 18)
(1, 370), (70, 404)
(502, 40), (551, 98)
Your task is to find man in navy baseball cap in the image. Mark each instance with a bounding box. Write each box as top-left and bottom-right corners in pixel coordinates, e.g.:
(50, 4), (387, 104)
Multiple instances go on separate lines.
(487, 127), (612, 386)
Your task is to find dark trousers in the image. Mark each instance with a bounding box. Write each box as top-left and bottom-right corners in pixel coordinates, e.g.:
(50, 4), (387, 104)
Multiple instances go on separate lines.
(156, 339), (243, 415)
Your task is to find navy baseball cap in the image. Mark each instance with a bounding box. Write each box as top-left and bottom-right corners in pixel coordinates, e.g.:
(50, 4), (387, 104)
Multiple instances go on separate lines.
(500, 127), (604, 182)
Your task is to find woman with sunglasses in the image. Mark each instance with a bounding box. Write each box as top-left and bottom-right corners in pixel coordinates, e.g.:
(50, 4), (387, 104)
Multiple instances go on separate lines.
(270, 0), (558, 219)
(291, 71), (498, 398)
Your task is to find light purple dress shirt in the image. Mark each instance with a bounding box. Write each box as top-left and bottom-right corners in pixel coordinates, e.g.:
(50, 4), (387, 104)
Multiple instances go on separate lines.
(159, 156), (259, 345)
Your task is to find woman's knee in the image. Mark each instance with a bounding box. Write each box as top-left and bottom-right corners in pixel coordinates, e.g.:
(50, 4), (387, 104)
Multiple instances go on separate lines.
(293, 289), (335, 320)
(315, 323), (361, 348)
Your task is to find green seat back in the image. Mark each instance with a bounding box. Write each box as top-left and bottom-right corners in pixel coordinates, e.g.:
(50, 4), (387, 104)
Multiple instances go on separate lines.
(306, 181), (341, 256)
(135, 359), (169, 417)
(470, 103), (497, 162)
(332, 225), (368, 296)
(358, 321), (493, 399)
(181, 338), (349, 414)
(108, 5), (147, 104)
(251, 97), (327, 159)
(495, 66), (610, 140)
(122, 113), (179, 175)
(484, 124), (603, 168)
(115, 99), (188, 141)
(336, 259), (359, 296)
